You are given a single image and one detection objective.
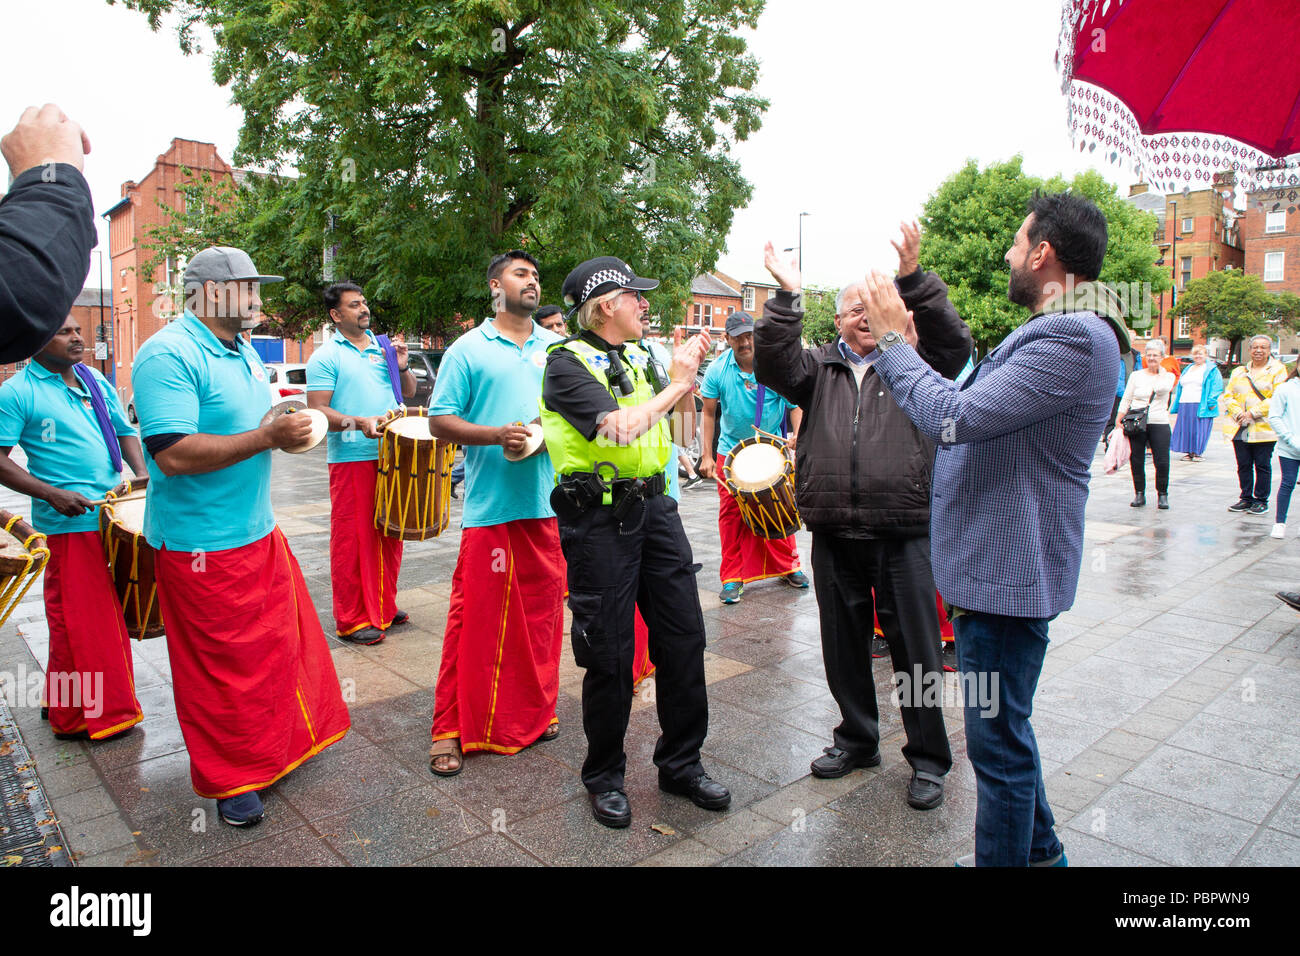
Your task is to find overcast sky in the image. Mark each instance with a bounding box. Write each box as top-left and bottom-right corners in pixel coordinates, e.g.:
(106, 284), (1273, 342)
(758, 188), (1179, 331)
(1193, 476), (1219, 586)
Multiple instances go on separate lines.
(3, 0), (1123, 294)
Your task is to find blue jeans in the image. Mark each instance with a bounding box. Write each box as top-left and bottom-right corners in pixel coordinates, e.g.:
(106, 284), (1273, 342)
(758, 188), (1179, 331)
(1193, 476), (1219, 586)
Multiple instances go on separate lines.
(1277, 456), (1299, 522)
(953, 611), (1063, 866)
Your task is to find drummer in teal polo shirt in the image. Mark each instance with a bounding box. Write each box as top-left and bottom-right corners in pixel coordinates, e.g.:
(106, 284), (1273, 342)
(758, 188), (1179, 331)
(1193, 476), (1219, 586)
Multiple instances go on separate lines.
(698, 310), (806, 604)
(305, 281), (416, 644)
(130, 246), (350, 830)
(0, 314), (146, 741)
(424, 249), (566, 777)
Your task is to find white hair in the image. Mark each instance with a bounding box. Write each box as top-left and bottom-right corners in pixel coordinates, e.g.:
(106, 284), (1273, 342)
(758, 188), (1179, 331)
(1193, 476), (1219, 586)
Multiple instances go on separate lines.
(835, 284), (861, 314)
(575, 288), (624, 332)
(1250, 334), (1273, 347)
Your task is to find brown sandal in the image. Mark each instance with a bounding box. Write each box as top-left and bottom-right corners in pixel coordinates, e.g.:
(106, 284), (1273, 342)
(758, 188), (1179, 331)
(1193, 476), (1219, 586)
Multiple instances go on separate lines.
(429, 738), (463, 777)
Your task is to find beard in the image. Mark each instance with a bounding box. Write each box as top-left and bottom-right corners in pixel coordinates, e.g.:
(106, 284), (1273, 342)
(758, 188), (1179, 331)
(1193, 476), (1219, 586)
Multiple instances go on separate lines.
(1007, 262), (1039, 309)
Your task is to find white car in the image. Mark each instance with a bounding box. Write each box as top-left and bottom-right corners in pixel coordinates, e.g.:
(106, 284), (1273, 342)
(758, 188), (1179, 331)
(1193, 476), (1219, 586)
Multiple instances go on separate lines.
(265, 363), (309, 404)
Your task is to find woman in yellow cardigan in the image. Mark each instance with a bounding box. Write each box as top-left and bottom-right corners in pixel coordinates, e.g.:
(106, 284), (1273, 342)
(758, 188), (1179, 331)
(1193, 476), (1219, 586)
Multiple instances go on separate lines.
(1224, 335), (1289, 515)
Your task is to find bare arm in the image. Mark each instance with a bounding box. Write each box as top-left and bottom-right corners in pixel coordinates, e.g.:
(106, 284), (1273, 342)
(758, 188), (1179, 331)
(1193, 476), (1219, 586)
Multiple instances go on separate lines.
(120, 435), (146, 478)
(306, 389), (383, 438)
(428, 414), (530, 454)
(697, 397), (720, 478)
(0, 446), (93, 515)
(596, 334), (709, 446)
(152, 413), (310, 477)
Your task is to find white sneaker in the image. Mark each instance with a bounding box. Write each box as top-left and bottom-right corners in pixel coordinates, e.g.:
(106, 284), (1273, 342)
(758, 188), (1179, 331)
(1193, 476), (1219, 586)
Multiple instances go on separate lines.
(1271, 523), (1286, 539)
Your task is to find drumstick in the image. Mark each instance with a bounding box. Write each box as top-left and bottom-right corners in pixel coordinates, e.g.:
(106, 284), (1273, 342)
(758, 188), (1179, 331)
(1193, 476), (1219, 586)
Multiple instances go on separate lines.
(751, 425), (788, 444)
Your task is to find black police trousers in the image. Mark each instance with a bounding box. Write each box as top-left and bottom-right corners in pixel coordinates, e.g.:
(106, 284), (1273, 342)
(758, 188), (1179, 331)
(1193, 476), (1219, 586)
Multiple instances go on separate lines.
(558, 492), (709, 793)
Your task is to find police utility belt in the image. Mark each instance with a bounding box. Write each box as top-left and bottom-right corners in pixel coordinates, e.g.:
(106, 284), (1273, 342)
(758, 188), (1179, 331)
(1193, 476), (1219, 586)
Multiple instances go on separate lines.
(551, 466), (666, 523)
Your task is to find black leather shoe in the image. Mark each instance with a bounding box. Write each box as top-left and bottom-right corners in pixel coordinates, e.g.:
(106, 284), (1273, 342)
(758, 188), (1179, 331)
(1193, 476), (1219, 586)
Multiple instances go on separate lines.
(906, 771), (945, 810)
(1157, 494), (1169, 510)
(339, 626), (385, 645)
(1276, 591), (1300, 613)
(589, 789), (631, 828)
(391, 609), (410, 626)
(810, 746), (882, 779)
(659, 772), (731, 810)
(1130, 493), (1146, 507)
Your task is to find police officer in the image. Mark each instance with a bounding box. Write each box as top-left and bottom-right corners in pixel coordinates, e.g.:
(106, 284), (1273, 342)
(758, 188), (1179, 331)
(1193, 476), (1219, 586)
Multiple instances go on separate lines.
(540, 256), (730, 828)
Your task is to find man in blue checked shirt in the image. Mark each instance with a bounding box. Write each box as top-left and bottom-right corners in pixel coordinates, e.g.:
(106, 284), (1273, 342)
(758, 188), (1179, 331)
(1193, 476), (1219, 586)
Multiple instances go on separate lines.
(859, 193), (1131, 867)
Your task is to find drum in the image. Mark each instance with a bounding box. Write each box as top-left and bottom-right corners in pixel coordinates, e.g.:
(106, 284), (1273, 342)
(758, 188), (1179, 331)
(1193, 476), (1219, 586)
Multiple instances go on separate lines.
(722, 435), (802, 539)
(100, 476), (164, 640)
(0, 511), (49, 628)
(374, 407), (456, 540)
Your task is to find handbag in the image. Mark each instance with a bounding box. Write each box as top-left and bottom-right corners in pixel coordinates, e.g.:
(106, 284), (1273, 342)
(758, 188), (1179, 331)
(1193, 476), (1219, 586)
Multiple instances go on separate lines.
(1121, 404), (1148, 436)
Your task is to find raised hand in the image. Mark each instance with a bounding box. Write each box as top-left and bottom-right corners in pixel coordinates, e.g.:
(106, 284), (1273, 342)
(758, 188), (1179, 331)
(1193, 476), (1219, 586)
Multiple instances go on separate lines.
(859, 270), (912, 341)
(890, 220), (921, 277)
(1, 104), (91, 178)
(763, 241), (801, 293)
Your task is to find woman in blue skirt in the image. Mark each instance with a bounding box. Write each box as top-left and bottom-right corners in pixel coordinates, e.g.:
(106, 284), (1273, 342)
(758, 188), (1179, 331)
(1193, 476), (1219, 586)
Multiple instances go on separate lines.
(1171, 345), (1224, 461)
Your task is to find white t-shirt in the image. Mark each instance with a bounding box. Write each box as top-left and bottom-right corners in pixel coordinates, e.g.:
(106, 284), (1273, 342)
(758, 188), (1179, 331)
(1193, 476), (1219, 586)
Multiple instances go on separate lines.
(1179, 364), (1207, 405)
(1121, 369), (1176, 425)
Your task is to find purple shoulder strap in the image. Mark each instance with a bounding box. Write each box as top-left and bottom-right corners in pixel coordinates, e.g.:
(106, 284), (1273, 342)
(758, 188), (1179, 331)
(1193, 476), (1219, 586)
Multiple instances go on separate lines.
(374, 334), (405, 406)
(72, 364), (123, 472)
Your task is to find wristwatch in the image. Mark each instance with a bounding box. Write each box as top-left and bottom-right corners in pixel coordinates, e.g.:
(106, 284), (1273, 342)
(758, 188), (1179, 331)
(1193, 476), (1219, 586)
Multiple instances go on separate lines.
(877, 330), (907, 352)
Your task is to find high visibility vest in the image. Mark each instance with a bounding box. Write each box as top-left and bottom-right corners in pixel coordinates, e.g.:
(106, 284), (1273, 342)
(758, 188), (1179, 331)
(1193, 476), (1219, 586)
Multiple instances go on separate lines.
(540, 337), (672, 480)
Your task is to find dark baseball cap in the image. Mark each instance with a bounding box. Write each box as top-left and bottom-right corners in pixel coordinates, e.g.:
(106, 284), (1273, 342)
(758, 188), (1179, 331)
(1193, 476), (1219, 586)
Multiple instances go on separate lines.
(725, 311), (755, 336)
(561, 256), (659, 315)
(183, 246), (284, 287)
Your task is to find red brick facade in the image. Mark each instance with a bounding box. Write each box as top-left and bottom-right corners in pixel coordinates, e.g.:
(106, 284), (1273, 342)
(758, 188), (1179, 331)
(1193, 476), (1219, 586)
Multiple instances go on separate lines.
(1241, 193), (1300, 297)
(103, 138), (319, 404)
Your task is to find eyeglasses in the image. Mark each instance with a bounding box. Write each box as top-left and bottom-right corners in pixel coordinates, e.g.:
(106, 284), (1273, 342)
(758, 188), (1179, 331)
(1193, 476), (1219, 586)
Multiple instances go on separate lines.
(619, 289), (647, 304)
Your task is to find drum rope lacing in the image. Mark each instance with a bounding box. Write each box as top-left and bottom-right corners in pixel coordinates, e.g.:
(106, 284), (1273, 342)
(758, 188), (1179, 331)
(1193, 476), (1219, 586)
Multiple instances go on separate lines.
(0, 513), (49, 628)
(100, 478), (160, 640)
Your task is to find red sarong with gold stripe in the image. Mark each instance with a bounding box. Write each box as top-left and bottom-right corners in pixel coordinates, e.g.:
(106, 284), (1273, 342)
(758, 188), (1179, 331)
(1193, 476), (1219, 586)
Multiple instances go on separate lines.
(874, 591), (954, 642)
(155, 528), (350, 798)
(633, 607), (654, 689)
(44, 531), (143, 739)
(715, 453), (801, 585)
(328, 460), (403, 635)
(432, 518), (564, 754)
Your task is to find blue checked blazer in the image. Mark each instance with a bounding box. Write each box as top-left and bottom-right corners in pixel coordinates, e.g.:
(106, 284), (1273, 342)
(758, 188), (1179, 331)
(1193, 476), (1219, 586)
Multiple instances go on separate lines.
(873, 310), (1122, 619)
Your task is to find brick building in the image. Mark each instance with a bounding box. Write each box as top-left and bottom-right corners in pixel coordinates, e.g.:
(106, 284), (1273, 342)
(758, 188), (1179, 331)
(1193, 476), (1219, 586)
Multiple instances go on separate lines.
(102, 138), (320, 404)
(0, 286), (114, 386)
(1241, 190), (1300, 296)
(1128, 179), (1245, 354)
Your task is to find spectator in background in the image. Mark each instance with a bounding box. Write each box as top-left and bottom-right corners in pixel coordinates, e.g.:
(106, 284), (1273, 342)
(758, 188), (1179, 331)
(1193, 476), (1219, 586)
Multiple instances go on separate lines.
(0, 104), (96, 362)
(1170, 344), (1223, 462)
(534, 305), (566, 336)
(1266, 363), (1300, 539)
(1225, 335), (1287, 515)
(1117, 340), (1175, 509)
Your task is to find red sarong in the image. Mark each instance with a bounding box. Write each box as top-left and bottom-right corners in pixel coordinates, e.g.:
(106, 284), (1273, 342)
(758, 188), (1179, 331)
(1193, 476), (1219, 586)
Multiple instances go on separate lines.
(432, 518), (565, 754)
(155, 528), (350, 798)
(633, 607), (654, 689)
(873, 591), (954, 642)
(43, 532), (143, 739)
(328, 460), (402, 635)
(715, 454), (801, 584)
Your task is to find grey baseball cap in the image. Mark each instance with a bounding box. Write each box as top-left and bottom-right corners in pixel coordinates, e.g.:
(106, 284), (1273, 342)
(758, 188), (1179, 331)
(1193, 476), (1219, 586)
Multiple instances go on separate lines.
(183, 246), (283, 286)
(725, 311), (755, 336)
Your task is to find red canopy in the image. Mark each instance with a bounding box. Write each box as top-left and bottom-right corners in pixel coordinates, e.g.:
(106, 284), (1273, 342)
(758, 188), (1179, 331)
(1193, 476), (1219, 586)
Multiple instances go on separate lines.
(1059, 0), (1299, 193)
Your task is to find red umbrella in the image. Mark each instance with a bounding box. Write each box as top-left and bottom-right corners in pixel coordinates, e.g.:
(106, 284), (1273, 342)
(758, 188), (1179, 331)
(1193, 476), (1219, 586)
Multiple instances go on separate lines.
(1058, 0), (1299, 194)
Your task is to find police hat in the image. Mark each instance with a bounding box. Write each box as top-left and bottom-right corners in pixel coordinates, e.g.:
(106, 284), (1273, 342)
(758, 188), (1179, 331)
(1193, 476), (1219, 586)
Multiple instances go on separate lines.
(561, 257), (659, 316)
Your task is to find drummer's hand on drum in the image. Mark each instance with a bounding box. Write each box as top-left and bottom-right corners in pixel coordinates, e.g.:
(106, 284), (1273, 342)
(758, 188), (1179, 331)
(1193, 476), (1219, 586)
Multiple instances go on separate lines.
(358, 415), (385, 440)
(495, 423), (531, 455)
(697, 455), (716, 480)
(46, 488), (94, 517)
(265, 409), (314, 449)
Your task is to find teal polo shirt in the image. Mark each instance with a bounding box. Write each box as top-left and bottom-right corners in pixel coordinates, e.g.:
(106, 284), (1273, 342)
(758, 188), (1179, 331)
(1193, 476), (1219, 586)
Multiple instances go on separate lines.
(0, 363), (134, 535)
(429, 318), (561, 528)
(305, 329), (400, 464)
(700, 348), (794, 456)
(132, 311), (274, 552)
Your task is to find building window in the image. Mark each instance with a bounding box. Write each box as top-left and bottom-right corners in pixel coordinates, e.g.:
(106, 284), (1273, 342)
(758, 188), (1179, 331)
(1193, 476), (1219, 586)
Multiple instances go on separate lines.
(702, 304), (712, 326)
(1265, 252), (1285, 282)
(743, 287), (755, 311)
(693, 304), (702, 324)
(1177, 316), (1191, 339)
(1182, 217), (1193, 233)
(726, 306), (735, 317)
(1181, 256), (1192, 288)
(1266, 210), (1287, 234)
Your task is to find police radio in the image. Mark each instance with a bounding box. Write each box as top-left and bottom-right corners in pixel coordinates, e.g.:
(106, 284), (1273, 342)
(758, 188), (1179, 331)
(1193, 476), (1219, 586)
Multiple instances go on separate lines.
(605, 350), (635, 396)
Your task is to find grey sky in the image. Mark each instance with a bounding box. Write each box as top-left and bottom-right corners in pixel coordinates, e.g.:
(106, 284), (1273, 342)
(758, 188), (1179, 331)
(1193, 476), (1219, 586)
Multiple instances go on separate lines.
(3, 0), (1123, 295)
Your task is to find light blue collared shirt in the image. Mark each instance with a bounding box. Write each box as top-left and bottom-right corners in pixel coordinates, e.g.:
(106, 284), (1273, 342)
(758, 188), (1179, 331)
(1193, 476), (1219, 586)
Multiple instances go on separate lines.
(837, 338), (879, 368)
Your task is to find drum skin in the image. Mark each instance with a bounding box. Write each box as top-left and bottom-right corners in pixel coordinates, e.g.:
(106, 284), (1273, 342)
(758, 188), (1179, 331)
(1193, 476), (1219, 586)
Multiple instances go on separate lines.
(722, 435), (802, 540)
(374, 407), (457, 541)
(100, 475), (165, 640)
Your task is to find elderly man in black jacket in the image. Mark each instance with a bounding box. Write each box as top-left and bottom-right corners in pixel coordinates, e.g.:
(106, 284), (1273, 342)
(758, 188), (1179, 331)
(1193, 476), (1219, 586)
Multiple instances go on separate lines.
(0, 105), (96, 363)
(755, 223), (972, 810)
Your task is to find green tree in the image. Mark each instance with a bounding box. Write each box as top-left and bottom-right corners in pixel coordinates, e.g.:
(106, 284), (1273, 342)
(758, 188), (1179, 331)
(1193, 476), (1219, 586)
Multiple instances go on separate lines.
(917, 157), (1170, 352)
(112, 0), (768, 337)
(1170, 270), (1300, 362)
(799, 285), (838, 345)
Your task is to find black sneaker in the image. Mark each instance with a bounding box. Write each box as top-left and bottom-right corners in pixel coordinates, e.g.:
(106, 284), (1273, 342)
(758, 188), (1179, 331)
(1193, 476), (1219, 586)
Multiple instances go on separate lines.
(1228, 498), (1253, 512)
(1248, 501), (1269, 515)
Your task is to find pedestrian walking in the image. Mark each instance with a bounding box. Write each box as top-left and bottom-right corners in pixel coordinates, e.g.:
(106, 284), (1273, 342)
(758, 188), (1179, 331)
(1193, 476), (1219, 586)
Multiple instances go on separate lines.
(1116, 340), (1175, 509)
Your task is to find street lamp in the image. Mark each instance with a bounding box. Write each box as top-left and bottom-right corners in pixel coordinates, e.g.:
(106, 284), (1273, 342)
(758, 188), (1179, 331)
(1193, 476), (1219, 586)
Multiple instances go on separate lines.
(798, 211), (809, 273)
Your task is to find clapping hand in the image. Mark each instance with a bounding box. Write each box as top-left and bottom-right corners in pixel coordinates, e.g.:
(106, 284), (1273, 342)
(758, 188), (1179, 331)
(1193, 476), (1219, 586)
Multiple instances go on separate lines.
(891, 220), (921, 277)
(763, 241), (801, 293)
(859, 270), (916, 345)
